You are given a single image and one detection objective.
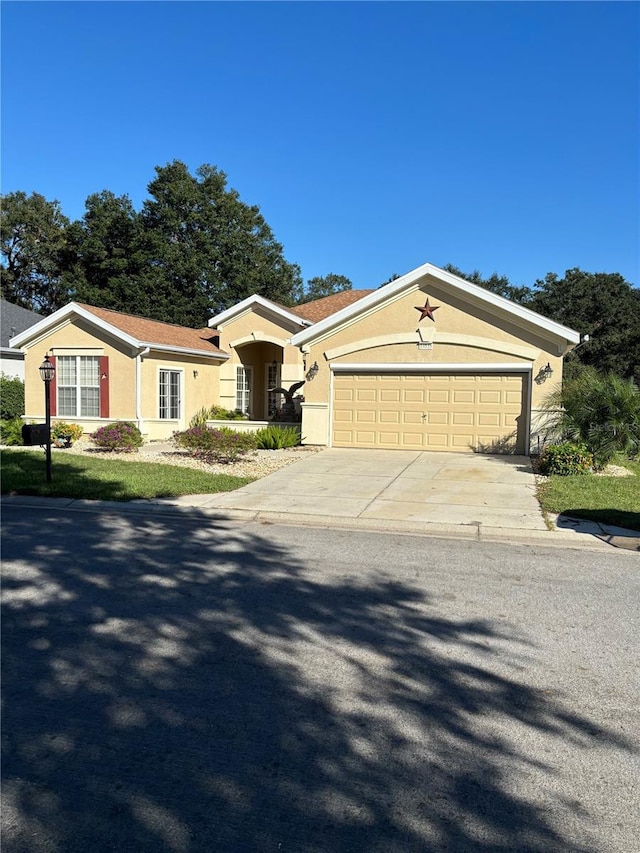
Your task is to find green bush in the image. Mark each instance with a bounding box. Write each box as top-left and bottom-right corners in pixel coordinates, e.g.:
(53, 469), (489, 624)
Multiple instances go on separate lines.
(51, 421), (84, 447)
(0, 417), (25, 446)
(91, 421), (143, 452)
(254, 425), (301, 450)
(208, 405), (249, 421)
(539, 442), (593, 476)
(543, 369), (640, 469)
(0, 374), (25, 420)
(172, 425), (256, 463)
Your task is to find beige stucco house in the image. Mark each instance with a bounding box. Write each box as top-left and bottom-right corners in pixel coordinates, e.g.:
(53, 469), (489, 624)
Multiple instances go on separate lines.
(10, 303), (228, 441)
(11, 262), (580, 452)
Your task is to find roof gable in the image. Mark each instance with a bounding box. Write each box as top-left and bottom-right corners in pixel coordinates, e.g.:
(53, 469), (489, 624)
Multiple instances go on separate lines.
(290, 262), (580, 347)
(208, 295), (312, 330)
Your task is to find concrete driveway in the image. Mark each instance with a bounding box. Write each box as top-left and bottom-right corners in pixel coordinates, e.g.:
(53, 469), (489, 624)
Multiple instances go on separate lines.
(205, 449), (546, 531)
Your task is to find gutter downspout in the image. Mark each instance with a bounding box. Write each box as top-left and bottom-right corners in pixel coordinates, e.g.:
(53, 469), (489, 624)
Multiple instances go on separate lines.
(136, 347), (150, 434)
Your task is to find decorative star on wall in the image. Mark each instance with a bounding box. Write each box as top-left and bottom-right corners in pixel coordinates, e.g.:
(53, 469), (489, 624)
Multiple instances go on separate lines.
(415, 298), (440, 322)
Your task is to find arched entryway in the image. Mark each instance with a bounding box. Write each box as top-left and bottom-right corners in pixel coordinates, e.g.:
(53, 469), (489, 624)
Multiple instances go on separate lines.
(234, 341), (284, 420)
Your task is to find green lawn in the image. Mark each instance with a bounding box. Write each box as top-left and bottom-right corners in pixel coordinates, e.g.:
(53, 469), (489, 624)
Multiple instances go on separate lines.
(537, 459), (640, 531)
(1, 449), (253, 501)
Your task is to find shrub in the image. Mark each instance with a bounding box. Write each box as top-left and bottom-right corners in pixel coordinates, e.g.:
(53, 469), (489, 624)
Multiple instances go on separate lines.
(173, 425), (256, 463)
(254, 425), (301, 450)
(91, 421), (143, 452)
(543, 369), (640, 469)
(51, 421), (84, 447)
(0, 374), (25, 420)
(208, 405), (249, 421)
(0, 417), (25, 446)
(539, 442), (593, 476)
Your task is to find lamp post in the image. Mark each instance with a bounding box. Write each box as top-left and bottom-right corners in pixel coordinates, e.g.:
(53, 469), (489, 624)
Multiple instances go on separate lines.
(39, 354), (55, 483)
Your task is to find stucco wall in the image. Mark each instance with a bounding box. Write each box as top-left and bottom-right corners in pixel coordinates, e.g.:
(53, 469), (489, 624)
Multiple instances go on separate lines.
(217, 307), (305, 418)
(297, 279), (567, 448)
(21, 319), (135, 421)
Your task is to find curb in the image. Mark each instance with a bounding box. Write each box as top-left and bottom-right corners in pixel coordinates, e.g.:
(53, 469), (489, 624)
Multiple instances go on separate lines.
(2, 495), (637, 553)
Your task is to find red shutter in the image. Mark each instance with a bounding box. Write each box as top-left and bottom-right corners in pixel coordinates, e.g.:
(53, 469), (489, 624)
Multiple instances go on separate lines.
(49, 356), (57, 416)
(99, 356), (109, 418)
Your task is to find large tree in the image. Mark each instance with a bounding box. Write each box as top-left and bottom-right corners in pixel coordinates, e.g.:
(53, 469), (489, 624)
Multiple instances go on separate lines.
(530, 269), (640, 383)
(443, 264), (532, 305)
(0, 191), (71, 313)
(301, 273), (352, 303)
(138, 162), (303, 325)
(64, 191), (149, 314)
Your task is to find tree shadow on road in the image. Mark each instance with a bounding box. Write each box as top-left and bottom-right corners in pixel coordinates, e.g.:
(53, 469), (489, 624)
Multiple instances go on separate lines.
(1, 507), (633, 852)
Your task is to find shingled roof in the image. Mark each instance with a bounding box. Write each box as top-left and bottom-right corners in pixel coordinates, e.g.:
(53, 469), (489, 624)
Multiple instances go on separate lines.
(74, 304), (226, 354)
(289, 290), (376, 324)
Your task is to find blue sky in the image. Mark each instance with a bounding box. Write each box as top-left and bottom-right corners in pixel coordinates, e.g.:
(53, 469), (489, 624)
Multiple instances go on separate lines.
(2, 1), (638, 289)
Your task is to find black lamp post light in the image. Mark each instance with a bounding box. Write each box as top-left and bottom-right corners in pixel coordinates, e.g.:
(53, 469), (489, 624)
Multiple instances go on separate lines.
(39, 354), (56, 483)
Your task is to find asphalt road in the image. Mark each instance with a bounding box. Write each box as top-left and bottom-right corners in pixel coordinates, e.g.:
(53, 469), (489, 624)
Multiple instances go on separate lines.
(2, 505), (638, 853)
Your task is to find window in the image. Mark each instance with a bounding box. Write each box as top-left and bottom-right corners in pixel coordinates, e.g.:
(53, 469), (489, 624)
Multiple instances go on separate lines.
(236, 366), (252, 414)
(159, 370), (181, 419)
(57, 356), (100, 417)
(267, 363), (281, 417)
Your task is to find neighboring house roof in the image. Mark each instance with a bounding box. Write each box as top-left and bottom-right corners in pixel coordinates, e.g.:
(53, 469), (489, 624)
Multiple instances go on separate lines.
(291, 262), (581, 348)
(10, 302), (229, 360)
(1, 299), (42, 354)
(289, 290), (376, 323)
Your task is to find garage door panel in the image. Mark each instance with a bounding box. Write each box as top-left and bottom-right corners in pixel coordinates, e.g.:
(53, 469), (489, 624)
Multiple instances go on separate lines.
(332, 373), (525, 452)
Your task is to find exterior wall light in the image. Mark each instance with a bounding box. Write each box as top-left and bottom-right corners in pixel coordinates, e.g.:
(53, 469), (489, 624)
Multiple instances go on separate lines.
(535, 362), (554, 384)
(306, 361), (319, 380)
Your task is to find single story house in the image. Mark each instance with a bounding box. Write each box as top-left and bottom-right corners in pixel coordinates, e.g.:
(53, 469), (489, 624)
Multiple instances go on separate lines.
(1, 299), (43, 379)
(11, 261), (580, 451)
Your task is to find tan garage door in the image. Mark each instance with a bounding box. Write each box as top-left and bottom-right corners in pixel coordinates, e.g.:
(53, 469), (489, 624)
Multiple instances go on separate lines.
(332, 372), (526, 452)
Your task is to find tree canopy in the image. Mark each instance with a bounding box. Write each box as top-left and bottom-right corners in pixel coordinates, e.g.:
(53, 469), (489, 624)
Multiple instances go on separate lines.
(300, 273), (352, 303)
(446, 263), (640, 383)
(0, 191), (71, 313)
(1, 162), (303, 327)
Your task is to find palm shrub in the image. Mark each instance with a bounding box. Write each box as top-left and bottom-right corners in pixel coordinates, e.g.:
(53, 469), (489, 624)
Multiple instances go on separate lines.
(543, 368), (640, 469)
(254, 425), (300, 450)
(173, 426), (257, 463)
(0, 417), (25, 446)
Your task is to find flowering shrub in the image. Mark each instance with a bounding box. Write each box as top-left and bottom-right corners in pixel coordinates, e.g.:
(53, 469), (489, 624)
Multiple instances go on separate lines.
(51, 421), (84, 447)
(539, 442), (593, 476)
(173, 426), (257, 463)
(91, 421), (143, 452)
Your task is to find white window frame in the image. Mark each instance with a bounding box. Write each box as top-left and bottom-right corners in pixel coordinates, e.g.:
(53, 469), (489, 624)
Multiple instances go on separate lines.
(57, 355), (100, 418)
(236, 365), (253, 415)
(266, 362), (281, 418)
(158, 368), (182, 420)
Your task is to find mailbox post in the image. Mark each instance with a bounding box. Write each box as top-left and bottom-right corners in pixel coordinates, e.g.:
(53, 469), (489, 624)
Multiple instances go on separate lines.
(38, 354), (55, 483)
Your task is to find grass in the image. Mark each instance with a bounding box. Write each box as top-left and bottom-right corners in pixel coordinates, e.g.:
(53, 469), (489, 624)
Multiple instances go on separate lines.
(1, 449), (253, 501)
(536, 458), (640, 531)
